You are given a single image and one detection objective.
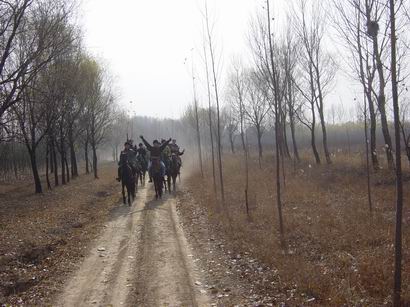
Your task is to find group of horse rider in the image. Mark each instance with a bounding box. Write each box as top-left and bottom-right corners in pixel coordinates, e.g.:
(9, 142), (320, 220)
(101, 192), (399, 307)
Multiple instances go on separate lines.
(116, 136), (184, 182)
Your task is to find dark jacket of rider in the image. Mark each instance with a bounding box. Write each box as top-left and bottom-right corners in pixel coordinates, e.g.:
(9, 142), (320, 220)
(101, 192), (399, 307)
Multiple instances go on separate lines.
(140, 136), (171, 160)
(119, 148), (137, 167)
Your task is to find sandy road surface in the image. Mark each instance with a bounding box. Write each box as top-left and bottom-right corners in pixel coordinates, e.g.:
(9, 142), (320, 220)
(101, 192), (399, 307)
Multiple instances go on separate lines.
(55, 185), (210, 307)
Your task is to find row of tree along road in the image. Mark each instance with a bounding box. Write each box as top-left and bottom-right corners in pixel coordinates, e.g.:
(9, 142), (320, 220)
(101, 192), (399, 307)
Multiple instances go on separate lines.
(181, 1), (410, 306)
(0, 0), (114, 193)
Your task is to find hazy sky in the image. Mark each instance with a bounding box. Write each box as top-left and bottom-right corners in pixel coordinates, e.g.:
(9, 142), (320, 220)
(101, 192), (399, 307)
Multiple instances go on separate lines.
(81, 0), (355, 120)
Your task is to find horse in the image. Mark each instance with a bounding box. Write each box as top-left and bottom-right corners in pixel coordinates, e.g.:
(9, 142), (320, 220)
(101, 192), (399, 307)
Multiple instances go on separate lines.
(151, 159), (163, 199)
(136, 155), (147, 186)
(168, 154), (181, 192)
(120, 161), (136, 206)
(163, 157), (172, 193)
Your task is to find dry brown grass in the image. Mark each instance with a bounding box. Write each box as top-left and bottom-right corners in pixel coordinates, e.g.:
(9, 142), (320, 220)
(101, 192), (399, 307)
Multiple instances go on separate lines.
(186, 152), (410, 306)
(0, 162), (121, 305)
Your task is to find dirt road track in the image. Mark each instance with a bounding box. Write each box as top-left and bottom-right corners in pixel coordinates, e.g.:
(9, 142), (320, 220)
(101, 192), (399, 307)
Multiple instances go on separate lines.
(56, 185), (211, 307)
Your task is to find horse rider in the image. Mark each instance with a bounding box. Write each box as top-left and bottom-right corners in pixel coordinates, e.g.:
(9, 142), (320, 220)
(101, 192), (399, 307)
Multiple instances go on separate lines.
(169, 139), (185, 169)
(136, 142), (148, 168)
(161, 139), (172, 172)
(116, 140), (137, 182)
(140, 136), (171, 182)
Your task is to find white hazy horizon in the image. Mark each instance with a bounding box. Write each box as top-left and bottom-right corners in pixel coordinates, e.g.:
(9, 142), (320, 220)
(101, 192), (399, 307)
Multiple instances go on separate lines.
(81, 0), (356, 120)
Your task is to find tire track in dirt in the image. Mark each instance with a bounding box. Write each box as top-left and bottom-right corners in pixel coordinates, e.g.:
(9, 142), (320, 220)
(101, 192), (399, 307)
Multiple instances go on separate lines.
(130, 188), (210, 306)
(55, 183), (211, 306)
(55, 187), (147, 307)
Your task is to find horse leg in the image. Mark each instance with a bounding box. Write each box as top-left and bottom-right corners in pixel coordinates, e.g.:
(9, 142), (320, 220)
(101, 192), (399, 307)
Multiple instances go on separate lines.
(173, 174), (176, 192)
(167, 175), (171, 193)
(154, 177), (158, 199)
(122, 182), (126, 204)
(159, 177), (163, 198)
(128, 185), (131, 206)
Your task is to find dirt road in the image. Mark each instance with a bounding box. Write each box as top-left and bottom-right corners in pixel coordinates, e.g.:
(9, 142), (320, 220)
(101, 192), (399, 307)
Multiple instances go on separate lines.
(55, 185), (211, 307)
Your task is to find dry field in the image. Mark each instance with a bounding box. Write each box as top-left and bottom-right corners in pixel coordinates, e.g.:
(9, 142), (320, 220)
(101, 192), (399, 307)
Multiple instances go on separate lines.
(185, 152), (410, 306)
(0, 163), (120, 305)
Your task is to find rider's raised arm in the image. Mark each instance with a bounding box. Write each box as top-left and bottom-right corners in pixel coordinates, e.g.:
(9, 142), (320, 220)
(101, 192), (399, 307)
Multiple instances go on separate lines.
(159, 138), (172, 151)
(140, 136), (153, 151)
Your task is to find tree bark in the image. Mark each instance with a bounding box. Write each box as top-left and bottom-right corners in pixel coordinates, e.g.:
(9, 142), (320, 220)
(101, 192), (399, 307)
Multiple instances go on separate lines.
(256, 125), (263, 169)
(266, 0), (284, 245)
(28, 148), (42, 194)
(46, 141), (51, 190)
(51, 138), (58, 186)
(69, 130), (78, 178)
(390, 1), (403, 304)
(60, 145), (66, 185)
(92, 143), (98, 179)
(289, 105), (300, 162)
(373, 36), (394, 168)
(85, 139), (90, 174)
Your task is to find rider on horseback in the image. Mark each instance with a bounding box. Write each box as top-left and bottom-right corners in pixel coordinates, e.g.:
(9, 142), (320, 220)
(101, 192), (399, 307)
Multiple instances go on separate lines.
(140, 136), (171, 182)
(169, 139), (184, 170)
(136, 143), (148, 164)
(116, 141), (137, 182)
(161, 139), (172, 172)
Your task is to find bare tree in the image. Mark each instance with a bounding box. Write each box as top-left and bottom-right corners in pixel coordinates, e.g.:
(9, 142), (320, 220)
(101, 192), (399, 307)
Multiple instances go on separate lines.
(332, 0), (380, 170)
(202, 31), (217, 192)
(204, 1), (225, 203)
(228, 61), (251, 214)
(190, 52), (204, 177)
(389, 1), (403, 305)
(283, 23), (301, 162)
(293, 0), (336, 165)
(266, 0), (285, 244)
(83, 59), (113, 179)
(244, 70), (269, 168)
(223, 106), (238, 154)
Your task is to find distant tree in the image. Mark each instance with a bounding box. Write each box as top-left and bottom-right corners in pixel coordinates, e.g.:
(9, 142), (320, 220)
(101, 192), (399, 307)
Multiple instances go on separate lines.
(244, 70), (269, 168)
(292, 0), (336, 164)
(223, 106), (238, 154)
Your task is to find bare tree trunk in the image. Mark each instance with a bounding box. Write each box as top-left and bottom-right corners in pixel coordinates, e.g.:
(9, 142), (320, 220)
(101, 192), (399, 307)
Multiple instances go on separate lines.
(51, 138), (58, 186)
(46, 140), (51, 190)
(289, 106), (300, 162)
(65, 155), (70, 183)
(60, 145), (66, 185)
(28, 148), (42, 193)
(373, 35), (394, 168)
(266, 0), (284, 245)
(389, 1), (403, 304)
(205, 3), (224, 203)
(191, 54), (204, 177)
(194, 97), (204, 177)
(92, 143), (98, 179)
(203, 33), (217, 194)
(229, 134), (235, 154)
(85, 139), (90, 174)
(368, 93), (379, 170)
(318, 103), (331, 164)
(244, 130), (250, 218)
(314, 66), (332, 164)
(281, 110), (291, 158)
(69, 130), (78, 178)
(256, 124), (263, 169)
(363, 93), (372, 212)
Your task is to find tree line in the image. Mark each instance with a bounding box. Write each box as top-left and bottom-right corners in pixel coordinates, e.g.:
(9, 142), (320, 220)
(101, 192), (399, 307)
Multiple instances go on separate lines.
(0, 0), (115, 193)
(182, 0), (410, 305)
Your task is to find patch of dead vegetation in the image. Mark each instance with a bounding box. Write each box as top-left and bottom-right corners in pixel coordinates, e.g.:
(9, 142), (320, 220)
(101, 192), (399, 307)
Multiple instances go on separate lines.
(0, 163), (121, 305)
(183, 153), (410, 306)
